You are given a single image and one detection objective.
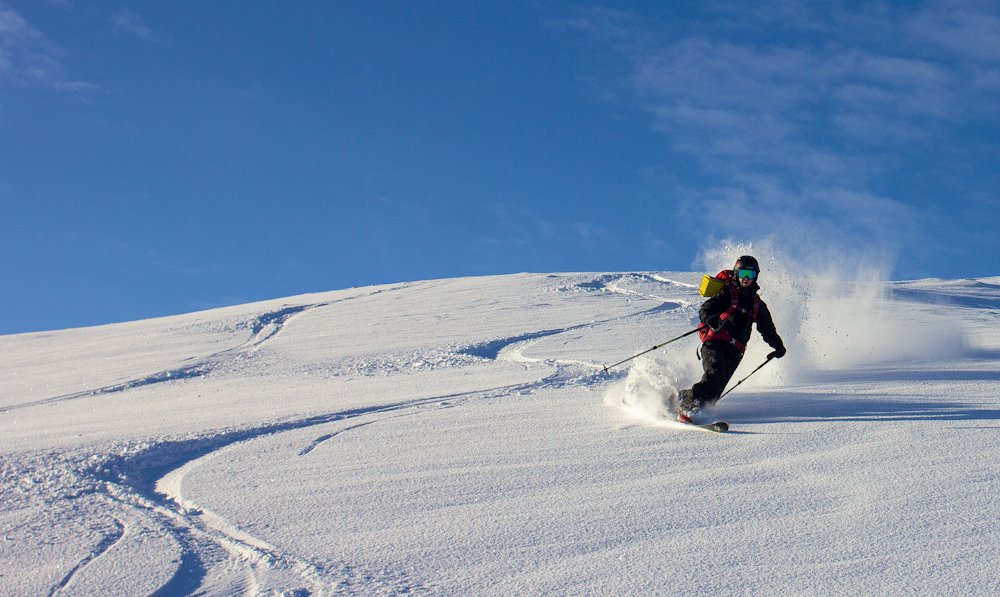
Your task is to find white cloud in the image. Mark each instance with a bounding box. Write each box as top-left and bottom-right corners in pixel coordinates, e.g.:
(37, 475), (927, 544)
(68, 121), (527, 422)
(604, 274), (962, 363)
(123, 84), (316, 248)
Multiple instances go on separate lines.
(0, 2), (96, 91)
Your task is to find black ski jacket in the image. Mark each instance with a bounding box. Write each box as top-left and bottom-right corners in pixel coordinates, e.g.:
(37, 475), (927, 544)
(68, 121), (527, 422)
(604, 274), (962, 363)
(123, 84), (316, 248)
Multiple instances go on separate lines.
(700, 281), (784, 353)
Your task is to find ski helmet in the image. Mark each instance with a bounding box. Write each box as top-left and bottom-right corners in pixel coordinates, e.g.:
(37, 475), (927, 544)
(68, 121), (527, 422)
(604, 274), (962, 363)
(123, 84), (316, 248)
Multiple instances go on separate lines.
(734, 255), (760, 279)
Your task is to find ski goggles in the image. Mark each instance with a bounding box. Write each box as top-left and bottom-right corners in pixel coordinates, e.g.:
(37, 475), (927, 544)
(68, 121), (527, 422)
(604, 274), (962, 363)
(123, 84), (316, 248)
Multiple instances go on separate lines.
(736, 268), (759, 280)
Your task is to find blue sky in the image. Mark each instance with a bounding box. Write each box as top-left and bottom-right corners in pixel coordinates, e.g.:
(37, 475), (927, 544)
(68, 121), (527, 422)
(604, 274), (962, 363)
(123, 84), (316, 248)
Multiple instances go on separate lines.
(2, 1), (998, 334)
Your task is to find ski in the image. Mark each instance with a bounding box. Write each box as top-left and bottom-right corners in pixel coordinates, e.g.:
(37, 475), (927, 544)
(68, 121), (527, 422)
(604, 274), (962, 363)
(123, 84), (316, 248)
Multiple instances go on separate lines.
(669, 399), (729, 433)
(668, 419), (729, 433)
(628, 394), (730, 433)
(686, 420), (729, 433)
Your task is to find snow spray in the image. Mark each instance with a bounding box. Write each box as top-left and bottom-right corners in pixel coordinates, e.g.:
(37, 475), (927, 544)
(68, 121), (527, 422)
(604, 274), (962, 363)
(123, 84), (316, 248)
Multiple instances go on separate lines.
(698, 239), (968, 382)
(603, 355), (702, 422)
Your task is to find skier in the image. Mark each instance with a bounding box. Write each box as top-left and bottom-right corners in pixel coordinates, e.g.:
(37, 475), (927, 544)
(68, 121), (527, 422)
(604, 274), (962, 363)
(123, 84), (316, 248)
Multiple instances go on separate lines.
(676, 255), (786, 423)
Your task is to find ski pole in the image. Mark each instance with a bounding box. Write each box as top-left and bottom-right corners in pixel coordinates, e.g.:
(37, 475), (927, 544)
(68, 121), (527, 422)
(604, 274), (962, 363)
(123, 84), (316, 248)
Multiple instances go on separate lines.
(603, 326), (703, 374)
(719, 355), (774, 399)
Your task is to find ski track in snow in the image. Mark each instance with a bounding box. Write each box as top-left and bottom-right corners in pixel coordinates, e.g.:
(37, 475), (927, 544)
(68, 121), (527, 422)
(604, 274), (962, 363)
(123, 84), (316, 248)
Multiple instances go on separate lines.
(47, 517), (126, 597)
(1, 283), (415, 415)
(7, 273), (676, 595)
(0, 304), (317, 415)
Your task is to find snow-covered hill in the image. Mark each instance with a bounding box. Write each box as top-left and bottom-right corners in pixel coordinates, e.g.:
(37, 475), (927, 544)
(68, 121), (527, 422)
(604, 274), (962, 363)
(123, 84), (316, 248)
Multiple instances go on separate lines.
(2, 272), (998, 595)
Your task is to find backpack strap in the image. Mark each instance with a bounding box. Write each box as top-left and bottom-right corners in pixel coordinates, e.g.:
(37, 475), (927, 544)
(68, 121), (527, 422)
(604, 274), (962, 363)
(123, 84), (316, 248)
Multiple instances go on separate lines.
(699, 284), (759, 353)
(718, 284), (739, 323)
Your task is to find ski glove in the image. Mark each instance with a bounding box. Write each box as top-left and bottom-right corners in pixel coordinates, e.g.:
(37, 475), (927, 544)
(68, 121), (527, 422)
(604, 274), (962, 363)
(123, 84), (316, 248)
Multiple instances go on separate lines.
(705, 314), (725, 331)
(768, 345), (787, 359)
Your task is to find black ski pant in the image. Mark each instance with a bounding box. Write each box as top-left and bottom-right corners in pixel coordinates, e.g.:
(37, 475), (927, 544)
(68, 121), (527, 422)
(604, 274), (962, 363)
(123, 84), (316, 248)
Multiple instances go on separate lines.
(679, 341), (743, 410)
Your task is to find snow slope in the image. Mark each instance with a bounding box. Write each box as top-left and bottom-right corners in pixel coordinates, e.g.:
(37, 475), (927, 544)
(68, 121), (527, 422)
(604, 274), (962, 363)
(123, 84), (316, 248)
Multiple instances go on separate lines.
(1, 272), (999, 595)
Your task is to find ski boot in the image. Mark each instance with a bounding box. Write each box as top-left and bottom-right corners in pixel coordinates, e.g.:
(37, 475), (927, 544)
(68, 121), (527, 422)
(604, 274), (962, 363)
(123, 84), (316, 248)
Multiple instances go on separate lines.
(675, 389), (703, 424)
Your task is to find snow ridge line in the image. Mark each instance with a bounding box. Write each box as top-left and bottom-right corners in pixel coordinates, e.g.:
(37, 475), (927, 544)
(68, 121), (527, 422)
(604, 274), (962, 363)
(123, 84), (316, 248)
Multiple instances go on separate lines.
(569, 272), (695, 306)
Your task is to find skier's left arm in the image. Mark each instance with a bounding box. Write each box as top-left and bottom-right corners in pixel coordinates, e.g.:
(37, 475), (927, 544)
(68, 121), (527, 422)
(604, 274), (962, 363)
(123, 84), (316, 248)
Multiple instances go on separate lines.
(755, 300), (786, 359)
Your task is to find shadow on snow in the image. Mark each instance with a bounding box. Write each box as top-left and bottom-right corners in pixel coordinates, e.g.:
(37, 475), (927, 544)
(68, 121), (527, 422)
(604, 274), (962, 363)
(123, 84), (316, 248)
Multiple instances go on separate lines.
(723, 391), (1000, 425)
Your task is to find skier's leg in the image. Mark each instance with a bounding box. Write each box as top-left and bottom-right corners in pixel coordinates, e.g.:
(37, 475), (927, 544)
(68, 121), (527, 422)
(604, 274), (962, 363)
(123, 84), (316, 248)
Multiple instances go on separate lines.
(678, 348), (706, 411)
(690, 343), (742, 405)
(678, 345), (715, 412)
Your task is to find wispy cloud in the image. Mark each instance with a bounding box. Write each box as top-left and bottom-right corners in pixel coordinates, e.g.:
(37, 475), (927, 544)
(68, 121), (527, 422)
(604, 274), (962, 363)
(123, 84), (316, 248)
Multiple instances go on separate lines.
(113, 9), (152, 40)
(612, 23), (980, 182)
(906, 0), (1000, 63)
(566, 1), (1000, 263)
(0, 2), (96, 91)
